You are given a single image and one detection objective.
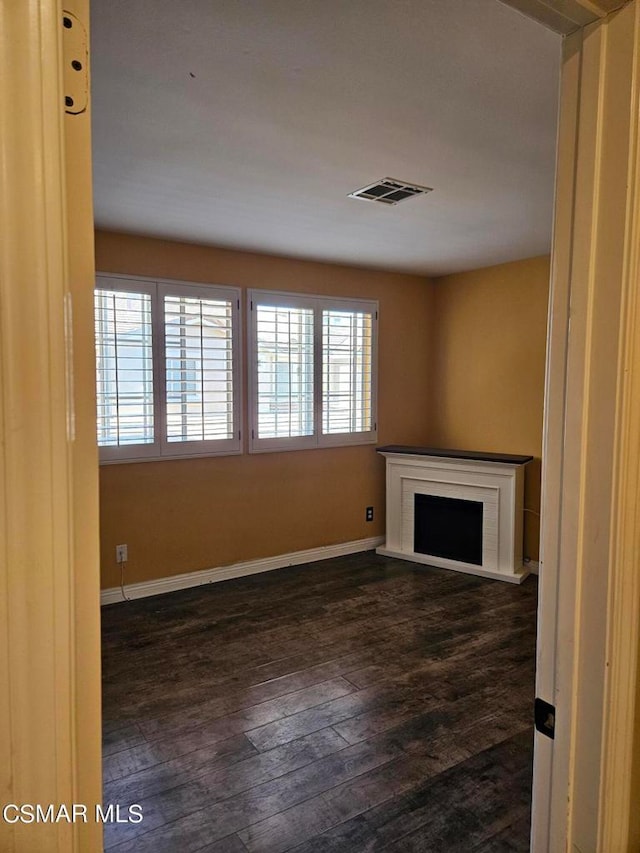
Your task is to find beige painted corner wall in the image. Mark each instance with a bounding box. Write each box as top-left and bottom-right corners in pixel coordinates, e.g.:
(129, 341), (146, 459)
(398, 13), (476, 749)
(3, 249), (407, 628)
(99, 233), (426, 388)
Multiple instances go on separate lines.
(96, 230), (435, 588)
(428, 256), (550, 561)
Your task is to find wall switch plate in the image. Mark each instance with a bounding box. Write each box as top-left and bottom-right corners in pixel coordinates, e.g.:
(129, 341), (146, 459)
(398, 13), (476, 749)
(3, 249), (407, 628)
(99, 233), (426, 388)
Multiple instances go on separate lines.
(366, 506), (374, 522)
(116, 544), (128, 564)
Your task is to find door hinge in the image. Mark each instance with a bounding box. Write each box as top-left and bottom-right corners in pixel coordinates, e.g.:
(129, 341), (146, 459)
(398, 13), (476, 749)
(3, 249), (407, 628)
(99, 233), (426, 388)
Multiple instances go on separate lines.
(62, 11), (89, 115)
(534, 697), (555, 739)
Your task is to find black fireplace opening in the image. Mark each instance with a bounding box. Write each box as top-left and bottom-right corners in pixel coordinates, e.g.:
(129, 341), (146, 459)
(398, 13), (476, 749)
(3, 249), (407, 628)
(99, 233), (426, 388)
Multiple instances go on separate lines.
(414, 493), (483, 566)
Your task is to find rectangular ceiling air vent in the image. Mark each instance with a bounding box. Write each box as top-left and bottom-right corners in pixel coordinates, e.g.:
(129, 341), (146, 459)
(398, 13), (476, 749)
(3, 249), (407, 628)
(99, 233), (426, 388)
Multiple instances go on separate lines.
(348, 178), (433, 205)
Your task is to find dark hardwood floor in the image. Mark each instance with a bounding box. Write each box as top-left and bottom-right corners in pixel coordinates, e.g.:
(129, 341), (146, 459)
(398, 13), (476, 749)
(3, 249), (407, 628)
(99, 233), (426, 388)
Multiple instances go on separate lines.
(101, 552), (537, 852)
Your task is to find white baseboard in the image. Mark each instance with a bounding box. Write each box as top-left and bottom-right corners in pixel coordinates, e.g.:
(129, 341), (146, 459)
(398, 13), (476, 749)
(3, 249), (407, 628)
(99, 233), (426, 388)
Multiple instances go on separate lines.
(524, 559), (540, 575)
(376, 546), (530, 585)
(101, 535), (385, 606)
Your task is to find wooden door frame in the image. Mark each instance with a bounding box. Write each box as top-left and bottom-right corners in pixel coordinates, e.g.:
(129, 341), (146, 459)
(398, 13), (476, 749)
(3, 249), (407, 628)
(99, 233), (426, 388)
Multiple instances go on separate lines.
(531, 3), (640, 850)
(0, 0), (102, 850)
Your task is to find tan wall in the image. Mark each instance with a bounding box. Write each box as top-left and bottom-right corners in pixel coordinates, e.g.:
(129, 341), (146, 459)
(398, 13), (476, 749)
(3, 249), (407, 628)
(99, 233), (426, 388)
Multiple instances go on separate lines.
(96, 230), (435, 588)
(428, 256), (550, 561)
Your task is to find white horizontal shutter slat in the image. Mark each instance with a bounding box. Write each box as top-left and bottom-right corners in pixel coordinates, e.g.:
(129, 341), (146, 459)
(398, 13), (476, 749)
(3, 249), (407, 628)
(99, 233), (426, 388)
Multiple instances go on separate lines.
(95, 289), (155, 448)
(322, 308), (373, 435)
(255, 304), (314, 440)
(164, 294), (235, 443)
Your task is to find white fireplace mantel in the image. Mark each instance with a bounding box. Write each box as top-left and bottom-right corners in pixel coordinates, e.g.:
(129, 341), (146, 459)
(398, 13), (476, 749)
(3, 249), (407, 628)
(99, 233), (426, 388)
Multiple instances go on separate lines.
(376, 446), (533, 584)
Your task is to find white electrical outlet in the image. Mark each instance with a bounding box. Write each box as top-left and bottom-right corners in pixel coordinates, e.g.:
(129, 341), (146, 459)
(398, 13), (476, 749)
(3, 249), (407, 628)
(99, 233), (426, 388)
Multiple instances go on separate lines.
(116, 544), (128, 564)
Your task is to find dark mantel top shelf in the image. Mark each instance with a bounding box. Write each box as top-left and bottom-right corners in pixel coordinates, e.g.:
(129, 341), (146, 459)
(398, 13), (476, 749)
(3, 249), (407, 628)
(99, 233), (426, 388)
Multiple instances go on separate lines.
(376, 445), (534, 466)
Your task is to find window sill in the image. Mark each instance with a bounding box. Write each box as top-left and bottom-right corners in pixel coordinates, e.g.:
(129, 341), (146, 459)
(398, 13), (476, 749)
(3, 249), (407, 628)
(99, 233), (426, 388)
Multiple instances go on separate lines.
(99, 447), (243, 465)
(99, 434), (379, 463)
(248, 434), (378, 454)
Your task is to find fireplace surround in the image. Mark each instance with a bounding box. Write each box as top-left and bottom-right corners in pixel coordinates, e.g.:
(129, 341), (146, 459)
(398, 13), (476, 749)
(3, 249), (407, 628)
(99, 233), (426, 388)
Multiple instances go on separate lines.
(376, 446), (533, 584)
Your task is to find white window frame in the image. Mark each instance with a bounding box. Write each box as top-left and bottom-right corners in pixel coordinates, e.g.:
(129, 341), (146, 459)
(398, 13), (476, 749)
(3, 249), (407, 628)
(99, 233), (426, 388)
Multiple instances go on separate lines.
(96, 273), (242, 464)
(248, 289), (378, 453)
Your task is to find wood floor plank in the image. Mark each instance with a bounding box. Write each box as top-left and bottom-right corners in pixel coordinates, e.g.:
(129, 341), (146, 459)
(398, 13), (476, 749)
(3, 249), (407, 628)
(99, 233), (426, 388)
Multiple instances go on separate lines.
(103, 728), (349, 844)
(103, 733), (257, 786)
(102, 557), (408, 665)
(138, 676), (356, 742)
(102, 552), (536, 852)
(194, 835), (249, 853)
(105, 738), (401, 851)
(471, 813), (532, 852)
(284, 732), (532, 853)
(105, 728), (349, 804)
(103, 587), (534, 727)
(102, 722), (147, 757)
(382, 730), (533, 851)
(101, 560), (524, 688)
(104, 676), (354, 783)
(236, 751), (433, 852)
(133, 661), (352, 739)
(245, 641), (533, 753)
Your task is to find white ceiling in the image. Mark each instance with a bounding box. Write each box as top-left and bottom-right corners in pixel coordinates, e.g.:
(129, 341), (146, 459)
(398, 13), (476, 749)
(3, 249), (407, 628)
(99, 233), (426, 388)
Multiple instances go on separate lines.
(90, 0), (561, 276)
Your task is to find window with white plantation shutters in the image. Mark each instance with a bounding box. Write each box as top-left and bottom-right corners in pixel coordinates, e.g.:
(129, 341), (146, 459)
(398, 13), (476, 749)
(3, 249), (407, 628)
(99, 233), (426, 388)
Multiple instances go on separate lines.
(249, 291), (377, 452)
(95, 288), (154, 450)
(163, 293), (236, 444)
(255, 304), (314, 440)
(95, 275), (241, 462)
(322, 308), (373, 435)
